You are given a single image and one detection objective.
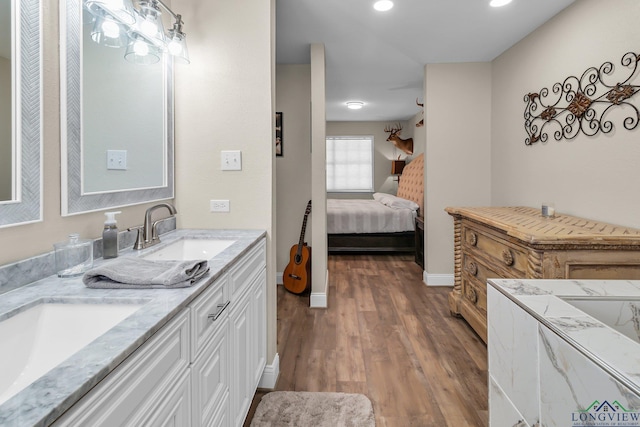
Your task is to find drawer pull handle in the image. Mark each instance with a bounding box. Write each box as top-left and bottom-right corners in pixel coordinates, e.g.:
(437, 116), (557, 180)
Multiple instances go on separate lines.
(208, 301), (230, 322)
(467, 231), (478, 246)
(465, 261), (478, 276)
(502, 249), (514, 266)
(466, 287), (478, 304)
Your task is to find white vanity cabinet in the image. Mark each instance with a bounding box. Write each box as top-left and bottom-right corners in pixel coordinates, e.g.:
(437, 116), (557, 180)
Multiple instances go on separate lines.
(53, 310), (192, 426)
(54, 238), (267, 427)
(190, 272), (231, 427)
(229, 241), (267, 427)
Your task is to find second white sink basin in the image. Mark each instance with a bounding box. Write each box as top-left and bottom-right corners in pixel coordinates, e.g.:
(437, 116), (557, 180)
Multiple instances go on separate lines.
(142, 238), (236, 261)
(0, 300), (144, 405)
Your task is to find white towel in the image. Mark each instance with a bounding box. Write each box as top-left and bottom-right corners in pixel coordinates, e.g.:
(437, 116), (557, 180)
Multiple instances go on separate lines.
(83, 258), (209, 289)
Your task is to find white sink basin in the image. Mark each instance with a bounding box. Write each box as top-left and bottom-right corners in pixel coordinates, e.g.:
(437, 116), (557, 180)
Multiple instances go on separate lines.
(142, 238), (236, 261)
(0, 300), (143, 405)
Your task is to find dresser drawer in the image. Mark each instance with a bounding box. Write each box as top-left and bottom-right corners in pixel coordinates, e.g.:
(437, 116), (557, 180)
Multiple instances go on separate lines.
(461, 256), (492, 313)
(462, 223), (527, 277)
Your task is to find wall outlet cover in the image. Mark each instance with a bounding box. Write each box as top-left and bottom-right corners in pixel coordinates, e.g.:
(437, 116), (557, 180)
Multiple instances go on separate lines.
(210, 199), (230, 212)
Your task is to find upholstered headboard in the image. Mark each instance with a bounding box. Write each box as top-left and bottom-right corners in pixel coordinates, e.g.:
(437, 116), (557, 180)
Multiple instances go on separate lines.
(396, 153), (424, 216)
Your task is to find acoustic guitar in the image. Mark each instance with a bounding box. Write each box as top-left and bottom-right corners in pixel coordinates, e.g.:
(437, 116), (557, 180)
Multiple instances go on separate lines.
(283, 200), (312, 294)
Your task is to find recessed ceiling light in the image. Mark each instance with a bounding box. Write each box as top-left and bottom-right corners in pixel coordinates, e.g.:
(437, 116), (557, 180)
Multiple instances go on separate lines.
(373, 0), (393, 12)
(489, 0), (512, 7)
(346, 101), (364, 110)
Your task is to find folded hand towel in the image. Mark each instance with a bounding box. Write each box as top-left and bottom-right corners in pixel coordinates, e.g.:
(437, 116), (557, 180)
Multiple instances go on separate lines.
(82, 258), (209, 289)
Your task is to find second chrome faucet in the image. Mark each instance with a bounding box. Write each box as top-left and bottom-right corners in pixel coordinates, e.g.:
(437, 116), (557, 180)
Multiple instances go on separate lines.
(130, 203), (177, 250)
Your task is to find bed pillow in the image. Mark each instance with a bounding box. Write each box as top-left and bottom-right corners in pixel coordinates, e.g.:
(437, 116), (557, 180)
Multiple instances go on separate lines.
(373, 193), (420, 211)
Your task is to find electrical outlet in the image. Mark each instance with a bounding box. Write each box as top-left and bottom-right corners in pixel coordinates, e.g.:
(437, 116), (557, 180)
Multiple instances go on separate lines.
(221, 150), (242, 171)
(210, 199), (230, 212)
(107, 150), (127, 170)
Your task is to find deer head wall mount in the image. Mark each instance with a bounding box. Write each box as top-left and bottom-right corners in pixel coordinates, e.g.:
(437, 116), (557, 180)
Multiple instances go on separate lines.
(384, 123), (414, 155)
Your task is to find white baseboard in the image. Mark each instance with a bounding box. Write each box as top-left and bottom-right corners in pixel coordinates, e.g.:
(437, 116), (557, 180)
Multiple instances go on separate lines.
(258, 353), (280, 389)
(276, 272), (283, 285)
(423, 271), (454, 286)
(309, 270), (329, 308)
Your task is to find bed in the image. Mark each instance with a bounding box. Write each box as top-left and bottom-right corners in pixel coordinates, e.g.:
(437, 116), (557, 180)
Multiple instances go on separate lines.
(327, 153), (424, 253)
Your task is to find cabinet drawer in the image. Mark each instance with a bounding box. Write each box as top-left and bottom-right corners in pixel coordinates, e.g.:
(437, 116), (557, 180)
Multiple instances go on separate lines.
(462, 223), (527, 277)
(190, 274), (229, 360)
(54, 310), (190, 426)
(230, 239), (266, 301)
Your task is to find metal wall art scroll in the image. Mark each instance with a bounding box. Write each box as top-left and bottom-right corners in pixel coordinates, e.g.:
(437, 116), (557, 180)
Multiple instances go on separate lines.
(524, 51), (640, 145)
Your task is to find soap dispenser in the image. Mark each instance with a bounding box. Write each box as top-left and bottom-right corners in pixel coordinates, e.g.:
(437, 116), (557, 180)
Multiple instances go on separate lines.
(103, 211), (121, 259)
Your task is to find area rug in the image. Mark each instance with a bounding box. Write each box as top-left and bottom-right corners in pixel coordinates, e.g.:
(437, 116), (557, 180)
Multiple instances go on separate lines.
(250, 391), (375, 426)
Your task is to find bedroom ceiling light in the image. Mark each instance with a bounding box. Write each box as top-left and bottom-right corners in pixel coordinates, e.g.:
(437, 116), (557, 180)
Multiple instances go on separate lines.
(373, 0), (393, 12)
(489, 0), (512, 7)
(85, 0), (190, 64)
(346, 101), (364, 110)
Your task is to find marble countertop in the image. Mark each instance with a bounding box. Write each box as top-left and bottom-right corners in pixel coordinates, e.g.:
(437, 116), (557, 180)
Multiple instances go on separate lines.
(488, 278), (640, 398)
(0, 228), (266, 427)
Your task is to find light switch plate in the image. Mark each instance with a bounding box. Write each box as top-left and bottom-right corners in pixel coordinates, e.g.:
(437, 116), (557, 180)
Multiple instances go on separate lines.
(221, 150), (242, 171)
(107, 150), (127, 170)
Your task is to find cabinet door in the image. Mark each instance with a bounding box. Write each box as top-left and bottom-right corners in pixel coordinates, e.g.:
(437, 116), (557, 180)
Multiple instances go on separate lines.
(192, 317), (230, 427)
(229, 289), (252, 427)
(147, 370), (192, 427)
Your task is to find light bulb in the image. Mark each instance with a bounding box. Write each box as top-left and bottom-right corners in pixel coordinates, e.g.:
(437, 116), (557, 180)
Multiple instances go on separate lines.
(140, 18), (158, 37)
(101, 20), (120, 38)
(168, 39), (182, 55)
(133, 40), (149, 56)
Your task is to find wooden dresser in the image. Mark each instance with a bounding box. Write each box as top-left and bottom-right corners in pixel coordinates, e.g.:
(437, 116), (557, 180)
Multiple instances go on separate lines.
(446, 206), (640, 343)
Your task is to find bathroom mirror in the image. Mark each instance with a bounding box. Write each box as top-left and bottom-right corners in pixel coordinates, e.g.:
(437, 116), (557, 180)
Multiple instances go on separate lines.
(60, 0), (174, 216)
(0, 0), (43, 228)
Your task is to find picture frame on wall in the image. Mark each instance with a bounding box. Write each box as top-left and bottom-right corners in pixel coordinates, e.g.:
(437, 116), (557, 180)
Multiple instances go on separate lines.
(275, 112), (283, 157)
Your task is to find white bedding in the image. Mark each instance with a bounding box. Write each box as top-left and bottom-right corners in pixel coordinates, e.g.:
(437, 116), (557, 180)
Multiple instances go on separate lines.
(327, 198), (417, 234)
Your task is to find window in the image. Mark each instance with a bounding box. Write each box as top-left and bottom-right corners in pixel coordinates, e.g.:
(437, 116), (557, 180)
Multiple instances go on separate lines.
(326, 136), (374, 192)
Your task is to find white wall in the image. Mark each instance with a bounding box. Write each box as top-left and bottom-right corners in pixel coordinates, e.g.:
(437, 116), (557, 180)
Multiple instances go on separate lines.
(172, 0), (277, 365)
(310, 43), (328, 306)
(424, 62), (492, 278)
(326, 120), (423, 198)
(492, 0), (640, 228)
(275, 64), (312, 272)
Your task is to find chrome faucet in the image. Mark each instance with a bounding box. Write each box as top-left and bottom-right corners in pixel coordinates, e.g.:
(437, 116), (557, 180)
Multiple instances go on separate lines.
(130, 203), (177, 250)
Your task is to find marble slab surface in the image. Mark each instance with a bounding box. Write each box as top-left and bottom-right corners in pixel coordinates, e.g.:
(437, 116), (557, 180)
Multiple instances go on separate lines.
(0, 228), (266, 427)
(488, 278), (640, 399)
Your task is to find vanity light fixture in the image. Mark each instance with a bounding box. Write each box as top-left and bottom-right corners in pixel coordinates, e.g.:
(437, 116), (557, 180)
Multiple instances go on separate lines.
(373, 0), (393, 12)
(489, 0), (512, 7)
(90, 13), (128, 48)
(85, 0), (190, 64)
(346, 101), (364, 110)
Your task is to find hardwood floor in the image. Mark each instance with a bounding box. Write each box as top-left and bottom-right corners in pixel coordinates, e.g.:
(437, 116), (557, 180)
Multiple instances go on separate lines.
(246, 254), (488, 426)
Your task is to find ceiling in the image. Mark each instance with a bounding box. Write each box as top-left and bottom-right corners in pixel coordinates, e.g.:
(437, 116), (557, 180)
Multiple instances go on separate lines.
(276, 0), (575, 122)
